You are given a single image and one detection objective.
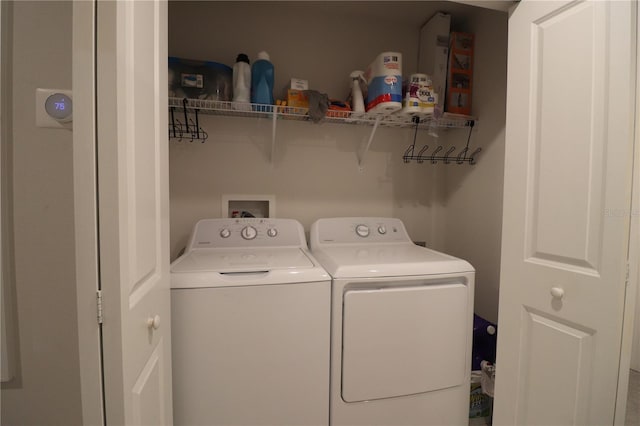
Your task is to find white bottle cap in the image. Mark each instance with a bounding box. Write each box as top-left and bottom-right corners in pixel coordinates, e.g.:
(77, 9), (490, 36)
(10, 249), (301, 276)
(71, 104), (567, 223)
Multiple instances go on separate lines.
(257, 51), (270, 61)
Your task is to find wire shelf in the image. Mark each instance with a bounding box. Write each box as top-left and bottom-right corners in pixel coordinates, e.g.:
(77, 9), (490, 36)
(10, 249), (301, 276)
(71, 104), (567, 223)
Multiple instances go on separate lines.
(168, 97), (475, 130)
(168, 97), (479, 167)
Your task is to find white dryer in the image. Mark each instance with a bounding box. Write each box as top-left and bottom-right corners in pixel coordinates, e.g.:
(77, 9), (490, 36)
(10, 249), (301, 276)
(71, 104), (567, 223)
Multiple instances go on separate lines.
(310, 217), (475, 426)
(171, 218), (330, 426)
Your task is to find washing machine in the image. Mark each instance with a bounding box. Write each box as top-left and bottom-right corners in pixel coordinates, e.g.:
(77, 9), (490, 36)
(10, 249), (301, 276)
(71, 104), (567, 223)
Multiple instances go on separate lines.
(309, 217), (475, 426)
(171, 218), (331, 426)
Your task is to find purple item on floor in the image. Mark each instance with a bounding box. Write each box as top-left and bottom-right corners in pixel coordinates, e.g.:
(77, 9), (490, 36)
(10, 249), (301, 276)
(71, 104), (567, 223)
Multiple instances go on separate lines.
(472, 314), (497, 371)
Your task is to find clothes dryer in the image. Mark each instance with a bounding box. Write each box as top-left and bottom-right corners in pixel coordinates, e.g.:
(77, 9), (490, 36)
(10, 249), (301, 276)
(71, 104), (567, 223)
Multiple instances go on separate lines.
(171, 218), (330, 426)
(310, 217), (475, 426)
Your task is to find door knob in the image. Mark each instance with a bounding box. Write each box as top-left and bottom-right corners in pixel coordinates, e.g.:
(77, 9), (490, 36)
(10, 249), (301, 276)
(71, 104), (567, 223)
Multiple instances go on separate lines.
(550, 287), (565, 299)
(146, 315), (161, 330)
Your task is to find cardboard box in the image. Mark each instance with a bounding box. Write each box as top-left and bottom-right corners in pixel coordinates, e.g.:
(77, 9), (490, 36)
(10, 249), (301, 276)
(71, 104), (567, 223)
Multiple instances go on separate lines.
(287, 89), (309, 109)
(418, 12), (451, 113)
(446, 32), (474, 115)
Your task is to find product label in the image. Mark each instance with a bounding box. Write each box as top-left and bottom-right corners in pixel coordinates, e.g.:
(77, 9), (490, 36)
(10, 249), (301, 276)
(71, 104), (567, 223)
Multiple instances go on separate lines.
(384, 76), (398, 85)
(405, 81), (436, 109)
(181, 73), (204, 88)
(366, 75), (402, 111)
(383, 55), (401, 70)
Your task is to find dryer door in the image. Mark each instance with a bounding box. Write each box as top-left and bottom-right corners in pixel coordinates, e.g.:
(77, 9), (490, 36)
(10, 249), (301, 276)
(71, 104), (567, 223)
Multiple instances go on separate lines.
(341, 281), (469, 402)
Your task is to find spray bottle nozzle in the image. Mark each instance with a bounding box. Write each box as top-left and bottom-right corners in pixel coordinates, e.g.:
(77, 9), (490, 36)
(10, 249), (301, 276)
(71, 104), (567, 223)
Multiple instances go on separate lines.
(350, 70), (365, 81)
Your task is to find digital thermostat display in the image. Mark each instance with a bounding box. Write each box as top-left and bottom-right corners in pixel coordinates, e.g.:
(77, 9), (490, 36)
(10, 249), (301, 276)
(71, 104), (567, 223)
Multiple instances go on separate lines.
(44, 93), (73, 122)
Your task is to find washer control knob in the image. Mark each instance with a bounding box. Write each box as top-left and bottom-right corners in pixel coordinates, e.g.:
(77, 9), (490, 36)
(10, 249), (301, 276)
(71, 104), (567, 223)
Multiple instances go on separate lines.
(267, 228), (278, 238)
(355, 224), (370, 238)
(220, 228), (231, 238)
(378, 225), (387, 235)
(241, 225), (258, 240)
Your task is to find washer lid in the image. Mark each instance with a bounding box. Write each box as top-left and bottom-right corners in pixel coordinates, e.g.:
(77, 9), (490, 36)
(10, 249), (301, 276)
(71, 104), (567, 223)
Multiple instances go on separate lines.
(170, 248), (330, 288)
(172, 247), (314, 273)
(310, 243), (474, 278)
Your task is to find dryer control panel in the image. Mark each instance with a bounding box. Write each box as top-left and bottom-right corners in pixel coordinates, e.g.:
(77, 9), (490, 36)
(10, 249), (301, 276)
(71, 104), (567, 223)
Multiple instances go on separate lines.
(310, 217), (411, 246)
(187, 218), (307, 250)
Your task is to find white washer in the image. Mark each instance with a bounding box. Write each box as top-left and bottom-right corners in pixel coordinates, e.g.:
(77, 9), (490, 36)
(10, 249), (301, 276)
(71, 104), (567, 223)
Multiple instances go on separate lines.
(310, 217), (475, 426)
(171, 218), (331, 426)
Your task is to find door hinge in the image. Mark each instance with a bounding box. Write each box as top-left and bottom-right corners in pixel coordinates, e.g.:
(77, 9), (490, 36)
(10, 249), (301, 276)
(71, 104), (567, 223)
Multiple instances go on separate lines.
(96, 290), (104, 324)
(625, 261), (630, 286)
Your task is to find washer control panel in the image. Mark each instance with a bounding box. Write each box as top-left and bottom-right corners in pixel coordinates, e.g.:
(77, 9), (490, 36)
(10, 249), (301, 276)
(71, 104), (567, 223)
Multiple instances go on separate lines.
(312, 217), (411, 245)
(189, 218), (306, 249)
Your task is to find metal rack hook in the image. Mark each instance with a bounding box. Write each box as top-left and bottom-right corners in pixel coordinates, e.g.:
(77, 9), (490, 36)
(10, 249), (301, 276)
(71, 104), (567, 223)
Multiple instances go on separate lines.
(416, 145), (429, 164)
(403, 144), (415, 163)
(169, 98), (208, 143)
(456, 147), (469, 164)
(182, 98), (190, 135)
(443, 146), (456, 164)
(469, 148), (482, 164)
(430, 146), (443, 164)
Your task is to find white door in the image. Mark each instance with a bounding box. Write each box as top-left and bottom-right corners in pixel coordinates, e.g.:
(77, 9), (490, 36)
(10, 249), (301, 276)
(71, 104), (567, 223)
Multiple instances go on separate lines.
(95, 1), (172, 424)
(495, 1), (636, 425)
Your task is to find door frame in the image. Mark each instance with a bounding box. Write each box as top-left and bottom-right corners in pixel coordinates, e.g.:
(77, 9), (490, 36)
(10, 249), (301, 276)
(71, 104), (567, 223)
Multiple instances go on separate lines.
(615, 4), (640, 422)
(72, 1), (105, 425)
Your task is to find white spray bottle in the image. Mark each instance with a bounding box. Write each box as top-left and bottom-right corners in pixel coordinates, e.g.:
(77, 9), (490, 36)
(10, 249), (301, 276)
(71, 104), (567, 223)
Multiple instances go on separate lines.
(350, 70), (365, 116)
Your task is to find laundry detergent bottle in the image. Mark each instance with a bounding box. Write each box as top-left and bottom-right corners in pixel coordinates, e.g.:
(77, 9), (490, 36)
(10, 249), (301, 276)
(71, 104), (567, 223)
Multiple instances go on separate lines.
(251, 51), (274, 105)
(232, 53), (251, 104)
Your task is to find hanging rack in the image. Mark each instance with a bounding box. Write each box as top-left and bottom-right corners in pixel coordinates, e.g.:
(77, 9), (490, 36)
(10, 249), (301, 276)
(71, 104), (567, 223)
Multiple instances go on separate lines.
(402, 116), (480, 164)
(168, 98), (209, 143)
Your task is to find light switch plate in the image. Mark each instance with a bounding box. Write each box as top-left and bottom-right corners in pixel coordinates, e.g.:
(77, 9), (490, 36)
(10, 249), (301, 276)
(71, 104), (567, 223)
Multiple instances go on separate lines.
(35, 88), (73, 129)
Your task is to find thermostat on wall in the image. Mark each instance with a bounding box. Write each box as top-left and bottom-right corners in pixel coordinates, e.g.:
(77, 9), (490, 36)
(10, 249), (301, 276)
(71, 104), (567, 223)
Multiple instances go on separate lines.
(36, 88), (73, 128)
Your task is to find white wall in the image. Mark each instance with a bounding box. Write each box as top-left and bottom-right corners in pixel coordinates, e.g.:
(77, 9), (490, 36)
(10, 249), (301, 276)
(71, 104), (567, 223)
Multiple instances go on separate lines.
(0, 2), (83, 425)
(168, 1), (508, 328)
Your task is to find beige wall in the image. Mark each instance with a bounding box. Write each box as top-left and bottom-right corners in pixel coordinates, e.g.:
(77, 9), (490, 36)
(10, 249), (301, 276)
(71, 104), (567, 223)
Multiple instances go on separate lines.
(1, 2), (83, 425)
(440, 9), (508, 323)
(168, 1), (508, 325)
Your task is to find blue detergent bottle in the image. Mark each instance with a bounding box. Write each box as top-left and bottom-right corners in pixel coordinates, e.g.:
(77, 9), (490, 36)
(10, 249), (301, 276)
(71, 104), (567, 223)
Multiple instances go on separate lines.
(251, 51), (274, 105)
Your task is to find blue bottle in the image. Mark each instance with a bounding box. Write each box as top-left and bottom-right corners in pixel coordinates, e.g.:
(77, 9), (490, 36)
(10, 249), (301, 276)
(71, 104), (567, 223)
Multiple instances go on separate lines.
(251, 51), (274, 105)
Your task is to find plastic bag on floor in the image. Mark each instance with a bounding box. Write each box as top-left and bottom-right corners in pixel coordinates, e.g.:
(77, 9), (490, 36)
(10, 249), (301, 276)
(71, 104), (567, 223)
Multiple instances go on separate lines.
(480, 360), (496, 398)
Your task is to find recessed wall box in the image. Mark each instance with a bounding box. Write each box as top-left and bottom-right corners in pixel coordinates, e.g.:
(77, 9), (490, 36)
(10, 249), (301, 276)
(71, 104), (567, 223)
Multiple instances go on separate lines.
(221, 194), (275, 218)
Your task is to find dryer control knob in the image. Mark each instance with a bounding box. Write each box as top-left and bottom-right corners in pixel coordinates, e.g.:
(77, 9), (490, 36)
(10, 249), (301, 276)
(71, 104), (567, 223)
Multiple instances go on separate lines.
(241, 225), (258, 240)
(267, 228), (278, 237)
(220, 228), (231, 238)
(378, 225), (387, 235)
(356, 224), (370, 238)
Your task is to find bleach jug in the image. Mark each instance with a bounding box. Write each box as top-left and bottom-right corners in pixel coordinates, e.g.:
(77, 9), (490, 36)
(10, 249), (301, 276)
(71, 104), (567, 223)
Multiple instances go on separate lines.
(251, 51), (274, 105)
